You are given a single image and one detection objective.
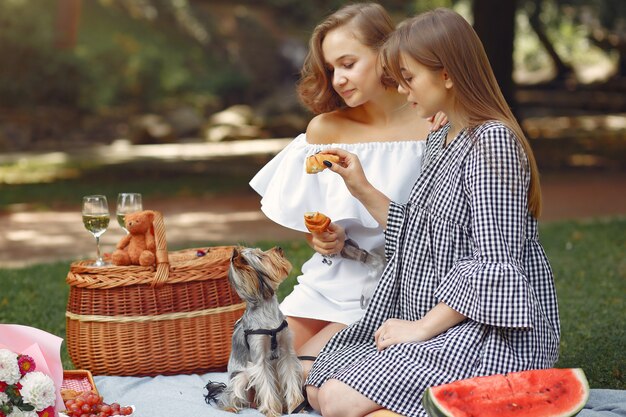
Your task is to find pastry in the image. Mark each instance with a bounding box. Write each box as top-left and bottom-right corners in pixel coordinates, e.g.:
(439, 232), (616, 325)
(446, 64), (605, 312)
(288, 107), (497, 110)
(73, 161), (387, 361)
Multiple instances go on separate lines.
(305, 152), (341, 174)
(304, 211), (331, 233)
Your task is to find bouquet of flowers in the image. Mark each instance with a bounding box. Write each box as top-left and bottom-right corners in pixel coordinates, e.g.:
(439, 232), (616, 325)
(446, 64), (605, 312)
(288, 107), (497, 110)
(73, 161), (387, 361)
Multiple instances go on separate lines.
(0, 325), (63, 417)
(0, 349), (56, 417)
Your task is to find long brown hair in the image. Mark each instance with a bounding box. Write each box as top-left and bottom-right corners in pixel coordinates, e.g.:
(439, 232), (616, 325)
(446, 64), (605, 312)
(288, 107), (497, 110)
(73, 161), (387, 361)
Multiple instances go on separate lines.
(297, 2), (396, 115)
(383, 8), (542, 217)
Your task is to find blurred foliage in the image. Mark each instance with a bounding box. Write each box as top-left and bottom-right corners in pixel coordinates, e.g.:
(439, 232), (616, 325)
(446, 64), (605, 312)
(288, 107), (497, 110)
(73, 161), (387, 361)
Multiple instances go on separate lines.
(516, 0), (616, 82)
(555, 0), (626, 77)
(413, 0), (455, 14)
(0, 0), (243, 112)
(556, 0), (626, 36)
(0, 0), (622, 115)
(78, 0), (255, 110)
(0, 1), (84, 107)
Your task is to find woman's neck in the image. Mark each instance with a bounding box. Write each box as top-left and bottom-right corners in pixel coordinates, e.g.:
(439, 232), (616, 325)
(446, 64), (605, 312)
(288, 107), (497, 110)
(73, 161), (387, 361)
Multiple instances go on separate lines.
(443, 110), (468, 146)
(354, 90), (408, 126)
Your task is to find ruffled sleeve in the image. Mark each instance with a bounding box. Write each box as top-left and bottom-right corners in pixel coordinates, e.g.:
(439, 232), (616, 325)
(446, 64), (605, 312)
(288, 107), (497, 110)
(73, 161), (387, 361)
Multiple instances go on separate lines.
(250, 134), (425, 233)
(436, 260), (533, 328)
(435, 123), (533, 328)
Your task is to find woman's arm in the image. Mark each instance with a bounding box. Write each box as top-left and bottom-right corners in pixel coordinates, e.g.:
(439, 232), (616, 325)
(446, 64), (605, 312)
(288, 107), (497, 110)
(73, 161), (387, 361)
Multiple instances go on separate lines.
(321, 149), (391, 228)
(374, 303), (466, 350)
(306, 222), (346, 255)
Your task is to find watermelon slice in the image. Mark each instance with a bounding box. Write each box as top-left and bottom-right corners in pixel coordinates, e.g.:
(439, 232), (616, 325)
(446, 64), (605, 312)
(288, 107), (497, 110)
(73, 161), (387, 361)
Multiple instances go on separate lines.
(423, 368), (589, 417)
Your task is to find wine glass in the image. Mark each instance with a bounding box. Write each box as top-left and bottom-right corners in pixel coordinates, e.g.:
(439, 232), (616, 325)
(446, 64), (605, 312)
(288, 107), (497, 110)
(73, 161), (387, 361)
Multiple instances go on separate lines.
(116, 193), (143, 233)
(82, 195), (110, 267)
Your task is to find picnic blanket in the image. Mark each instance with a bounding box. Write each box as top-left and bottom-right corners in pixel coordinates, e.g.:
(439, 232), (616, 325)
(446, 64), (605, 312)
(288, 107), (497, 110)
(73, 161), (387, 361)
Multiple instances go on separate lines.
(93, 373), (626, 417)
(94, 372), (309, 417)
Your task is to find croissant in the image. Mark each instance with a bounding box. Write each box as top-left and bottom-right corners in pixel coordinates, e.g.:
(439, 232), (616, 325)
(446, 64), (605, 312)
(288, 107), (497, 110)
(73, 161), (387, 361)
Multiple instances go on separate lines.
(305, 152), (341, 174)
(304, 211), (331, 233)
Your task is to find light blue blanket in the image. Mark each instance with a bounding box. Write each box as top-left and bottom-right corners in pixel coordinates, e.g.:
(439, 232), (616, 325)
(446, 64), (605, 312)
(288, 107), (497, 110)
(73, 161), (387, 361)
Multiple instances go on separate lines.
(94, 373), (626, 417)
(94, 372), (310, 417)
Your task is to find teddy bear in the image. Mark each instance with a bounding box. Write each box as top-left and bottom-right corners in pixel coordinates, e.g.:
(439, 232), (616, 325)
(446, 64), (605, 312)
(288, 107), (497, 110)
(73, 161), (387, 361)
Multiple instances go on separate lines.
(111, 210), (157, 267)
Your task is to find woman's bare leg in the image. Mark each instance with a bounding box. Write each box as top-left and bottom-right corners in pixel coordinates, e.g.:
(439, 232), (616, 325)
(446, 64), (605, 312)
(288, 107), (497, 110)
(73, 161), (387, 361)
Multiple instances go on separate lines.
(286, 316), (329, 351)
(297, 322), (347, 379)
(308, 379), (381, 417)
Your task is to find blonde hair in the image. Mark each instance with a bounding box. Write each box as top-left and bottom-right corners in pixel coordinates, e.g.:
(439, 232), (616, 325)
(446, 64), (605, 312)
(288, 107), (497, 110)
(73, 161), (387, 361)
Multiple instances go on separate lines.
(383, 8), (542, 217)
(297, 2), (396, 114)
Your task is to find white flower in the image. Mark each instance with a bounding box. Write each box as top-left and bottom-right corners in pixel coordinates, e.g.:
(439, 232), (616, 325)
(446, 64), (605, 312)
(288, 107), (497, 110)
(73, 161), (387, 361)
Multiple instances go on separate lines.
(0, 349), (21, 385)
(18, 371), (55, 411)
(0, 391), (9, 404)
(7, 408), (38, 417)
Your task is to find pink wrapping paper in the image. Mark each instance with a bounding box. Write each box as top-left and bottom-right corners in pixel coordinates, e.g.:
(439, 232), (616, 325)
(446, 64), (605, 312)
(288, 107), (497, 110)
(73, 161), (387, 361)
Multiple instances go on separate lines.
(0, 324), (64, 415)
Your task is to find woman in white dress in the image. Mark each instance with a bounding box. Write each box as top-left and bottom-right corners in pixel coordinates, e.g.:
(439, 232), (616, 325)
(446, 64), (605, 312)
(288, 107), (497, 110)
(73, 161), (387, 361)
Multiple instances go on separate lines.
(250, 3), (443, 377)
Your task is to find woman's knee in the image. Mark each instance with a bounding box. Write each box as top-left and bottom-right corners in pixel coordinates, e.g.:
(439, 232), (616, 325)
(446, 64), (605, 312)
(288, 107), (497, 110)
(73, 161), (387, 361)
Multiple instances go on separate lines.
(318, 379), (354, 417)
(306, 381), (352, 415)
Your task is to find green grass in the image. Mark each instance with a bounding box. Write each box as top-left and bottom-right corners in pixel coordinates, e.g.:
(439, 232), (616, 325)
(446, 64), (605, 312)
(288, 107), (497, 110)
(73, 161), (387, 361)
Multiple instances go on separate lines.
(0, 219), (624, 390)
(541, 217), (626, 388)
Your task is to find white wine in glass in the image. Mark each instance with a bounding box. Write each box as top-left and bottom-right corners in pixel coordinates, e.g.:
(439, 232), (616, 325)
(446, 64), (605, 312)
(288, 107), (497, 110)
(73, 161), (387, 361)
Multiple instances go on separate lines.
(82, 195), (110, 267)
(116, 193), (143, 233)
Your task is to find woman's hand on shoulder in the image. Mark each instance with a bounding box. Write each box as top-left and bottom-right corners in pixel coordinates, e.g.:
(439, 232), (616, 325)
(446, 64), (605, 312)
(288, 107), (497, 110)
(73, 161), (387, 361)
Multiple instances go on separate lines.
(427, 112), (448, 131)
(306, 222), (346, 255)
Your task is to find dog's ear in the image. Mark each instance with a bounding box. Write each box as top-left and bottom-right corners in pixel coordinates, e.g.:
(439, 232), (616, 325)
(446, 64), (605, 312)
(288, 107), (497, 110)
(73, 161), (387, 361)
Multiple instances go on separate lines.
(231, 247), (247, 264)
(264, 246), (292, 280)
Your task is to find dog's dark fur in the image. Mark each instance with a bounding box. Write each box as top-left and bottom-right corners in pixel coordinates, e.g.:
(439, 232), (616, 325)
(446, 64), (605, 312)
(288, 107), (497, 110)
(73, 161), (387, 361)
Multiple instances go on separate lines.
(205, 246), (304, 417)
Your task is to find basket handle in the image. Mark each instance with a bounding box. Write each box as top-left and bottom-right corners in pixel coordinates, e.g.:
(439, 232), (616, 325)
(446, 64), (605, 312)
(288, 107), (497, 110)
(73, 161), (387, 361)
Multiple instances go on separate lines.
(151, 210), (170, 287)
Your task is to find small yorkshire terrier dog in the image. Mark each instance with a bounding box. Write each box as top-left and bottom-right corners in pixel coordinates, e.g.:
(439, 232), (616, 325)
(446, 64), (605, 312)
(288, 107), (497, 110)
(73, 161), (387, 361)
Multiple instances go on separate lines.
(205, 246), (304, 417)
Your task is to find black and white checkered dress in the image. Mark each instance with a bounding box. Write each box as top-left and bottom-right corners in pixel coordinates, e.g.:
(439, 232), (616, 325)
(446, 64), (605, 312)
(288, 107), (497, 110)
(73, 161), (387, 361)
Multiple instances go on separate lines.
(306, 121), (561, 417)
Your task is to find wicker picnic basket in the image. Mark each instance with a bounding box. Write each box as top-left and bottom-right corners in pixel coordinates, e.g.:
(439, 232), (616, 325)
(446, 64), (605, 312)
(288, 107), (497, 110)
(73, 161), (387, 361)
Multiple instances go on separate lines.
(65, 211), (244, 376)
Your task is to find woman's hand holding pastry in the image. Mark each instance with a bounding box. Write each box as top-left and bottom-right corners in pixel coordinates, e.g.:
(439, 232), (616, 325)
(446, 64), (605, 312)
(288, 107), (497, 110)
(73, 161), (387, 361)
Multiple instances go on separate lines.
(306, 222), (345, 256)
(321, 148), (391, 228)
(317, 148), (370, 200)
(374, 318), (432, 351)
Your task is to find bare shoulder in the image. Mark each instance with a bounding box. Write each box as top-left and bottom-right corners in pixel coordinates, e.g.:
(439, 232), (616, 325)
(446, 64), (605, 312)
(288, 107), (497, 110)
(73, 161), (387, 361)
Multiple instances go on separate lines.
(305, 111), (346, 144)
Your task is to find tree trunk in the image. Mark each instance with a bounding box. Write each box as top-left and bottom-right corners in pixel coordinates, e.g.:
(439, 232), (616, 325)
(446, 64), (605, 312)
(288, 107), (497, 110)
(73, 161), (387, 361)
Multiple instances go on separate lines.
(472, 0), (517, 111)
(528, 0), (574, 82)
(55, 0), (82, 49)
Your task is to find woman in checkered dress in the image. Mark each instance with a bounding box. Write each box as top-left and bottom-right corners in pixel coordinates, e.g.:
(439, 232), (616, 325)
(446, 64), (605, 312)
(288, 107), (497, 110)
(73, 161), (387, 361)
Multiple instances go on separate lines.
(304, 9), (560, 417)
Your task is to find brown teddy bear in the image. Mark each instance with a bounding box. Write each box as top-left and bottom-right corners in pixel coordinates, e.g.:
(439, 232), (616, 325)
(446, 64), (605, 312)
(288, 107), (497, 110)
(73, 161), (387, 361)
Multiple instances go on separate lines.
(111, 210), (157, 266)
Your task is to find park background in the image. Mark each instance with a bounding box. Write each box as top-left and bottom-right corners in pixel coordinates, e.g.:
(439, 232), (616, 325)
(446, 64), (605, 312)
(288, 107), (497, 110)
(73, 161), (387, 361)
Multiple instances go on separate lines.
(0, 0), (624, 394)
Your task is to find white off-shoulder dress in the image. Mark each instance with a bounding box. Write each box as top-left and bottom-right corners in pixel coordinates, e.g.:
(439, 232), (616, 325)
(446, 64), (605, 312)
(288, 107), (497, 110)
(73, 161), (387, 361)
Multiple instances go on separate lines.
(249, 134), (426, 325)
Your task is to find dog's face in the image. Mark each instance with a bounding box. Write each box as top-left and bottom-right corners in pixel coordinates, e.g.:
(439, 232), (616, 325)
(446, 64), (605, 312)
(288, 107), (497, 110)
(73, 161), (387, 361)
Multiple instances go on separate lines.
(228, 247), (292, 303)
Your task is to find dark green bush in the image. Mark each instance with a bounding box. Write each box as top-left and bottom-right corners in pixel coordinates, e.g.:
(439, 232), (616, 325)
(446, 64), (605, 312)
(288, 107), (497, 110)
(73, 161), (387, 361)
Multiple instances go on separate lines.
(0, 2), (86, 107)
(0, 1), (242, 112)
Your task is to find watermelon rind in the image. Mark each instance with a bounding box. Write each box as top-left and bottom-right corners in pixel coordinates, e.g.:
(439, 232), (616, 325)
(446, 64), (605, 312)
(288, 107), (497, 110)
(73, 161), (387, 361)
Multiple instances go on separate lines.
(422, 387), (452, 417)
(567, 368), (590, 417)
(422, 368), (590, 417)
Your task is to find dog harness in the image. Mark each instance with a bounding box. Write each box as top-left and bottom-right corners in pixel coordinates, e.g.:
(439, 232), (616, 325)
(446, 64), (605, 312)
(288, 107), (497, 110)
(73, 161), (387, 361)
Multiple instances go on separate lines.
(244, 320), (288, 357)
